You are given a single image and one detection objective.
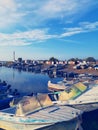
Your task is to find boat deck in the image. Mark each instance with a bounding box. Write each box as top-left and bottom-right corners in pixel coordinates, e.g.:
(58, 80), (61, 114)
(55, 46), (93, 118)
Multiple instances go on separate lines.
(29, 105), (80, 122)
(1, 105), (82, 122)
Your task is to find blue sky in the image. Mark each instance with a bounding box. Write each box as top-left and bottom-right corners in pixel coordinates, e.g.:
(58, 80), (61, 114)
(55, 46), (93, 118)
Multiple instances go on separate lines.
(0, 0), (98, 61)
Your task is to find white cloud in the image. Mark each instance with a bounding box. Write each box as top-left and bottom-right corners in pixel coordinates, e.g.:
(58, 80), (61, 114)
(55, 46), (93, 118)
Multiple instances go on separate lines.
(0, 0), (27, 28)
(29, 0), (97, 24)
(60, 21), (98, 37)
(79, 22), (98, 30)
(0, 29), (57, 46)
(0, 21), (98, 46)
(37, 0), (77, 18)
(0, 0), (97, 30)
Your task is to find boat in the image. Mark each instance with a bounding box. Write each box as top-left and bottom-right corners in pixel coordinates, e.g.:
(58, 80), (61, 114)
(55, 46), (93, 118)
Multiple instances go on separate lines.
(49, 81), (98, 112)
(48, 81), (87, 101)
(0, 85), (20, 110)
(0, 94), (14, 110)
(68, 83), (98, 112)
(0, 80), (7, 86)
(0, 94), (82, 130)
(48, 80), (70, 91)
(0, 80), (9, 94)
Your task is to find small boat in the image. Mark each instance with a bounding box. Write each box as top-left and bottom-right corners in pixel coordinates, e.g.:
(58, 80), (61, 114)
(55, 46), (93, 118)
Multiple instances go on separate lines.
(0, 80), (7, 86)
(48, 80), (67, 91)
(0, 80), (11, 95)
(0, 94), (82, 130)
(48, 81), (87, 101)
(68, 84), (98, 112)
(0, 87), (20, 110)
(47, 78), (82, 92)
(50, 81), (98, 112)
(0, 94), (14, 110)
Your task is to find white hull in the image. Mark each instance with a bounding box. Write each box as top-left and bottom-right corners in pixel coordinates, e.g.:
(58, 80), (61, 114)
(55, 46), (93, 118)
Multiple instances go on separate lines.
(69, 102), (98, 112)
(48, 81), (66, 91)
(0, 120), (54, 130)
(65, 84), (98, 112)
(0, 118), (79, 130)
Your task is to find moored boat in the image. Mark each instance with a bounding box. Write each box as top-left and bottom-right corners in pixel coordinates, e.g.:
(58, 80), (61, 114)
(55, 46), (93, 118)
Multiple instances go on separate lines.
(68, 84), (98, 112)
(48, 80), (67, 91)
(0, 94), (14, 110)
(0, 94), (82, 130)
(0, 82), (20, 110)
(48, 81), (87, 101)
(49, 81), (98, 112)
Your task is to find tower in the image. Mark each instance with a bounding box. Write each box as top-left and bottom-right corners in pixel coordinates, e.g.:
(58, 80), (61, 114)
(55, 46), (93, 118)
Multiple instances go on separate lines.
(13, 51), (15, 61)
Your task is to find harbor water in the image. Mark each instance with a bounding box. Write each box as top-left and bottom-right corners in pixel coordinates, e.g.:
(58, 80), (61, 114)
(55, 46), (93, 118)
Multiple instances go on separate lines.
(0, 67), (98, 130)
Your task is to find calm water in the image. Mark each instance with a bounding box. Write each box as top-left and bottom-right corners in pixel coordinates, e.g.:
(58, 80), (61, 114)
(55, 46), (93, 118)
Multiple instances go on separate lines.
(0, 67), (98, 130)
(0, 67), (63, 95)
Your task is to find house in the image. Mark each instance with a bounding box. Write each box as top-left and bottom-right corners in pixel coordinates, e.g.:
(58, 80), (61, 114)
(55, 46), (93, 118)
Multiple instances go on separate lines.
(68, 61), (75, 65)
(45, 61), (55, 65)
(94, 65), (98, 70)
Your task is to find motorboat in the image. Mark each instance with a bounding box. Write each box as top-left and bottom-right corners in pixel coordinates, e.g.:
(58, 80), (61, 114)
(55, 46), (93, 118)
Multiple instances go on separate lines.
(50, 81), (98, 112)
(0, 94), (82, 130)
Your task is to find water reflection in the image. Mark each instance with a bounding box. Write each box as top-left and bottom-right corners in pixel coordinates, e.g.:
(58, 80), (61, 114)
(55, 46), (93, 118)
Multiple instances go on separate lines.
(0, 67), (63, 95)
(12, 69), (15, 80)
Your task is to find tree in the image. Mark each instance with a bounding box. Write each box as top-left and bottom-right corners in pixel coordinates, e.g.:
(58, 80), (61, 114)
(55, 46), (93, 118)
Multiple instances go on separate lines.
(68, 58), (76, 62)
(86, 57), (96, 63)
(49, 57), (59, 63)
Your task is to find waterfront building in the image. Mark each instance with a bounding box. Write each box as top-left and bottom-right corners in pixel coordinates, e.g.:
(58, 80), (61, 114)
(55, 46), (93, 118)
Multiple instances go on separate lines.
(18, 58), (22, 63)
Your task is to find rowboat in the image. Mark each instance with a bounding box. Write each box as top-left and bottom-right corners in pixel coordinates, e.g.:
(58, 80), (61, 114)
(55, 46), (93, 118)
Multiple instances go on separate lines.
(0, 84), (20, 110)
(0, 94), (14, 110)
(0, 94), (82, 130)
(48, 80), (67, 91)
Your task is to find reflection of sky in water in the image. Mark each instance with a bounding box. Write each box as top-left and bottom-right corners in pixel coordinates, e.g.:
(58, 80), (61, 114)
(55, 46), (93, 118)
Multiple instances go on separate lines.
(0, 67), (63, 95)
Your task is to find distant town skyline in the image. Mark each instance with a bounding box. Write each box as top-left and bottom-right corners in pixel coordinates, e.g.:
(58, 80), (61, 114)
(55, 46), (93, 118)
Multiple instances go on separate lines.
(0, 0), (98, 61)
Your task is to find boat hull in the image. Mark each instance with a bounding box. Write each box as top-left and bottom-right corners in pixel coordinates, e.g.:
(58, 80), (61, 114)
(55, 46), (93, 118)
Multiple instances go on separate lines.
(0, 120), (54, 130)
(0, 119), (79, 130)
(48, 81), (66, 91)
(69, 102), (98, 112)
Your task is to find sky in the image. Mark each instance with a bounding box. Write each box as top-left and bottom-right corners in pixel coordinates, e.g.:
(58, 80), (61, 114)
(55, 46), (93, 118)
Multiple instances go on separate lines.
(0, 0), (98, 61)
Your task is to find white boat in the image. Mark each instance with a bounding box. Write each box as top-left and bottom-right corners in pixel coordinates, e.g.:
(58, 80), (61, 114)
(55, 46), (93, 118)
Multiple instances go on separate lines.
(48, 81), (87, 101)
(68, 84), (98, 112)
(0, 94), (82, 130)
(47, 80), (74, 91)
(51, 81), (98, 112)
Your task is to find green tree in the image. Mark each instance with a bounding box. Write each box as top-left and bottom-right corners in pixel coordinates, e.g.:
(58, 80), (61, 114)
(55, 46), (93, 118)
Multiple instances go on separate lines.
(49, 57), (59, 63)
(68, 58), (76, 62)
(86, 57), (96, 62)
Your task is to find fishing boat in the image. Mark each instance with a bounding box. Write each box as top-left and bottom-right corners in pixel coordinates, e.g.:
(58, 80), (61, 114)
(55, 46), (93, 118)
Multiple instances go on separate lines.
(68, 83), (98, 112)
(0, 94), (14, 110)
(0, 84), (20, 110)
(49, 81), (98, 112)
(48, 81), (87, 101)
(0, 80), (10, 94)
(48, 80), (72, 91)
(0, 94), (82, 130)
